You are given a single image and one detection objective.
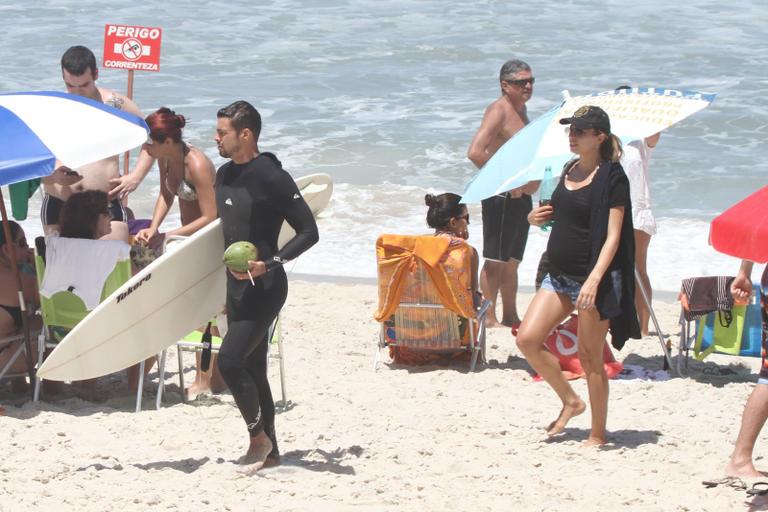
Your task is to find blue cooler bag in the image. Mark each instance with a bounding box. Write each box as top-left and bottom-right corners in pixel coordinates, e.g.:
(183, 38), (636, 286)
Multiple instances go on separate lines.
(695, 283), (762, 359)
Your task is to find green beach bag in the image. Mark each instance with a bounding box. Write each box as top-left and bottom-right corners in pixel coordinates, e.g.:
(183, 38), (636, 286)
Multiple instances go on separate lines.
(694, 306), (745, 360)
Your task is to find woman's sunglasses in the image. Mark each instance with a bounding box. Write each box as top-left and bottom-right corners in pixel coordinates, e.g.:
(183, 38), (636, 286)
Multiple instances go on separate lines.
(566, 126), (597, 137)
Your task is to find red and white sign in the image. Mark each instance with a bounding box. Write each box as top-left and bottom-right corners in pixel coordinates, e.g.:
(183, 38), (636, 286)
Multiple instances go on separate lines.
(103, 24), (162, 72)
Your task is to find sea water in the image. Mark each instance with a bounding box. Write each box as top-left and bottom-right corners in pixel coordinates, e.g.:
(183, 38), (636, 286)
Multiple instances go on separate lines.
(1, 0), (767, 292)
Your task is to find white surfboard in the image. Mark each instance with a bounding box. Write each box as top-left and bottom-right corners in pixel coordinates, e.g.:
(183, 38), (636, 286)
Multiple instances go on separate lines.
(37, 173), (333, 381)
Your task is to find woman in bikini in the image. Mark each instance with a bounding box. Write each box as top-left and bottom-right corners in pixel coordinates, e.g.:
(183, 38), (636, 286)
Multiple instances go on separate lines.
(517, 106), (639, 447)
(134, 107), (220, 399)
(135, 107), (217, 245)
(425, 193), (480, 305)
(0, 221), (40, 395)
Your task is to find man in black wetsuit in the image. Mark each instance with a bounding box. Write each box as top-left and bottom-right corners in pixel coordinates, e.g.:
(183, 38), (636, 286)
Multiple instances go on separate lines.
(214, 101), (319, 469)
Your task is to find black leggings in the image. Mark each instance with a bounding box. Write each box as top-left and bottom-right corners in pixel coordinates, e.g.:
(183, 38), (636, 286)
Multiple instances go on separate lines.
(217, 273), (286, 447)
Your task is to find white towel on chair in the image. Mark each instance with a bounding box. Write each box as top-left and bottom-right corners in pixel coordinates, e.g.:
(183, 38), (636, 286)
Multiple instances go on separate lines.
(39, 236), (131, 310)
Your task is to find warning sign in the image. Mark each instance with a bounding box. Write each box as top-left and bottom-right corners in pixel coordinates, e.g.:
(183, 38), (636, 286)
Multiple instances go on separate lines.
(103, 24), (162, 72)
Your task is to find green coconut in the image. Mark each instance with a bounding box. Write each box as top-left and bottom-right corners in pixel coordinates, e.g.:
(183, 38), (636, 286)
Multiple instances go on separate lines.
(223, 241), (258, 272)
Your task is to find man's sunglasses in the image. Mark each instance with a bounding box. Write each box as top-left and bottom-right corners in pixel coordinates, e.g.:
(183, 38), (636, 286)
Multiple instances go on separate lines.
(505, 77), (535, 87)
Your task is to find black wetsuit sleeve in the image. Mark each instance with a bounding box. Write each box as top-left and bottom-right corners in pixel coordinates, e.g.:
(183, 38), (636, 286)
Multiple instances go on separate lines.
(264, 171), (320, 272)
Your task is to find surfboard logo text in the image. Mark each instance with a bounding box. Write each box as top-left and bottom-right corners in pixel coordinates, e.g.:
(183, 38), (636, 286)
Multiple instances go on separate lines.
(116, 274), (152, 303)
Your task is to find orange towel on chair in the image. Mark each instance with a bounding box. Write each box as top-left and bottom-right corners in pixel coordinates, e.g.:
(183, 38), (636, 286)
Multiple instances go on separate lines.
(374, 234), (475, 323)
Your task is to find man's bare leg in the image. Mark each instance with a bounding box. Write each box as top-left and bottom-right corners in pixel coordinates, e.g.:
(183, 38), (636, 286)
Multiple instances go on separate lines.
(480, 260), (504, 327)
(500, 259), (521, 327)
(725, 384), (768, 478)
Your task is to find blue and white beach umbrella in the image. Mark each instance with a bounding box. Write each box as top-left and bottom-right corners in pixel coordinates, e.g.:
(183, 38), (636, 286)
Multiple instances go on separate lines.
(462, 87), (717, 203)
(0, 91), (148, 186)
(0, 90), (148, 389)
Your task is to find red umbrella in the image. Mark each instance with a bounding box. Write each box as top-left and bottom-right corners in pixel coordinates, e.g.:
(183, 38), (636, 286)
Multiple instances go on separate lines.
(710, 186), (768, 263)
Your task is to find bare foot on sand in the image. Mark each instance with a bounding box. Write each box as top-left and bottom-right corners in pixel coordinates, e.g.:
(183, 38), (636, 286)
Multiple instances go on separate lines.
(546, 398), (586, 436)
(725, 459), (765, 479)
(186, 380), (228, 401)
(185, 382), (211, 401)
(237, 431), (273, 470)
(582, 436), (606, 448)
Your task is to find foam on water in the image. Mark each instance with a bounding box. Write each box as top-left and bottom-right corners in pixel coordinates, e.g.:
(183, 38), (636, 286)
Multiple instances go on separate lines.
(280, 183), (738, 292)
(1, 0), (766, 292)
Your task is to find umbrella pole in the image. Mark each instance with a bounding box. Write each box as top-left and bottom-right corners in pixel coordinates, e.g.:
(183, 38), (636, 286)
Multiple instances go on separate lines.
(635, 268), (676, 376)
(0, 188), (36, 397)
(122, 70), (135, 178)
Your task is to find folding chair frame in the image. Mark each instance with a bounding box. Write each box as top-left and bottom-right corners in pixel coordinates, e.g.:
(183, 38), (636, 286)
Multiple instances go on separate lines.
(374, 299), (491, 372)
(162, 316), (286, 406)
(31, 239), (158, 412)
(676, 281), (761, 376)
(153, 236), (289, 409)
(0, 332), (37, 384)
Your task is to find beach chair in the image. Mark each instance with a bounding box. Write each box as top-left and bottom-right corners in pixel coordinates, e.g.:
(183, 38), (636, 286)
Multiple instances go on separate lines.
(374, 234), (490, 372)
(166, 316), (287, 405)
(32, 237), (156, 409)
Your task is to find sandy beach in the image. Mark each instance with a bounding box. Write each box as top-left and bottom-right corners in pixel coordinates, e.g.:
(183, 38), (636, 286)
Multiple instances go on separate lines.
(0, 278), (766, 511)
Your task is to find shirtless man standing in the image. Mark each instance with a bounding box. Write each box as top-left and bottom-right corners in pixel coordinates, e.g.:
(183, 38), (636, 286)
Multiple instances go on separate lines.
(42, 45), (154, 241)
(467, 59), (539, 329)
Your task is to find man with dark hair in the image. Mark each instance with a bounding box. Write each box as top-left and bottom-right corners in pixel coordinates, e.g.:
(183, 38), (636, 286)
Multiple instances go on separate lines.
(216, 100), (262, 137)
(214, 100), (318, 470)
(42, 45), (155, 240)
(467, 59), (539, 329)
(61, 45), (98, 76)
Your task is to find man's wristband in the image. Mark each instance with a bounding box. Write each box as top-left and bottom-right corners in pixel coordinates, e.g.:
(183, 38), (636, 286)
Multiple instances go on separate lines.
(264, 256), (288, 272)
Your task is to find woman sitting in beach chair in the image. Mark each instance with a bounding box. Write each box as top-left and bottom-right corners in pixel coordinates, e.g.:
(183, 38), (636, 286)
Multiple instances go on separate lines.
(375, 193), (488, 369)
(41, 190), (144, 396)
(0, 221), (40, 393)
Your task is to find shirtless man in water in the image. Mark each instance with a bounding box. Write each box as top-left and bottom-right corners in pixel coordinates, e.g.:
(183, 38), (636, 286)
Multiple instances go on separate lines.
(42, 45), (155, 241)
(467, 59), (539, 329)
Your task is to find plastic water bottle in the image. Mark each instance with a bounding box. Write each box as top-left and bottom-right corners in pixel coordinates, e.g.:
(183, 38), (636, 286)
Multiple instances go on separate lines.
(539, 165), (555, 232)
